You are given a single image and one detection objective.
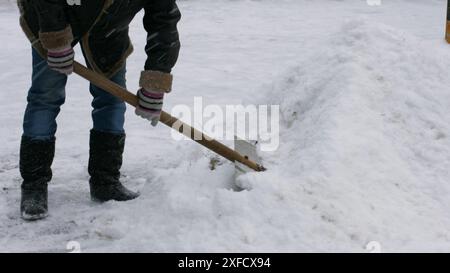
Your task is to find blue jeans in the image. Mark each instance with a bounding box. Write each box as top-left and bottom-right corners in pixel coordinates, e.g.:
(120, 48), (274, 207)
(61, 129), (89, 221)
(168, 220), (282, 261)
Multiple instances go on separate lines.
(23, 48), (126, 140)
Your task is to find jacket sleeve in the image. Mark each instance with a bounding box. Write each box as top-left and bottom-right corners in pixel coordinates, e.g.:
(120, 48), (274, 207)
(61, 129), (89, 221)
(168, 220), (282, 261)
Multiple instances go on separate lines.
(32, 0), (73, 51)
(143, 0), (181, 74)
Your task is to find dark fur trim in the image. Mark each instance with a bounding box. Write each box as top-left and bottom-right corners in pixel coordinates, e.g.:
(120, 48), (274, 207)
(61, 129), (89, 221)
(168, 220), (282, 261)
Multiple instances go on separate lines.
(139, 70), (173, 93)
(39, 26), (73, 51)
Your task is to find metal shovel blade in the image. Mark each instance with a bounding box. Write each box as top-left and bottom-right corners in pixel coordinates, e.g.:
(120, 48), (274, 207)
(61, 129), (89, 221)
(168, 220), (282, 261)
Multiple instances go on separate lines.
(234, 137), (263, 178)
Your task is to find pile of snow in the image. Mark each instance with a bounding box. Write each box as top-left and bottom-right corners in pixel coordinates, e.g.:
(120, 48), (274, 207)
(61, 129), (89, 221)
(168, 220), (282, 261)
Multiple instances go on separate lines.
(242, 18), (450, 251)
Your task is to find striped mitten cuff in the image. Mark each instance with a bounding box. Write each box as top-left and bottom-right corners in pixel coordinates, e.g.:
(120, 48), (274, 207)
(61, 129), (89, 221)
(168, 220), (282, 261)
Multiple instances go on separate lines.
(47, 46), (75, 75)
(135, 88), (165, 126)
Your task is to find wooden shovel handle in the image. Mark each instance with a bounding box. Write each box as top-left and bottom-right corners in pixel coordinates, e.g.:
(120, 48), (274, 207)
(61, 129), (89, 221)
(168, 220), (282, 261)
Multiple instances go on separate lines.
(72, 61), (265, 172)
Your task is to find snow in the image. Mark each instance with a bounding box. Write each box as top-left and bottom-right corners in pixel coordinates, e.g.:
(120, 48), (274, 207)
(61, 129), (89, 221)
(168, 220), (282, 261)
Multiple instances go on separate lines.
(1, 0), (450, 252)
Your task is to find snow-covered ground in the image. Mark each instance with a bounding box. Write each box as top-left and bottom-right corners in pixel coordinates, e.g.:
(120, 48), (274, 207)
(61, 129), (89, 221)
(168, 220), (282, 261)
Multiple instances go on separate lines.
(1, 0), (450, 252)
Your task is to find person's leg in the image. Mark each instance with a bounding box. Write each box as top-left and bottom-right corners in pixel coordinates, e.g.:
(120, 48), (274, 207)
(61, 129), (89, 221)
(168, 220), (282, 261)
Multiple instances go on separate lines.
(87, 66), (139, 202)
(20, 47), (67, 220)
(90, 67), (127, 134)
(23, 49), (67, 140)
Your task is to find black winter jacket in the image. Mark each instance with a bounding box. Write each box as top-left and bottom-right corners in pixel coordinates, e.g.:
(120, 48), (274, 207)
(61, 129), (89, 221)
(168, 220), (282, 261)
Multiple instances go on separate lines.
(18, 0), (181, 77)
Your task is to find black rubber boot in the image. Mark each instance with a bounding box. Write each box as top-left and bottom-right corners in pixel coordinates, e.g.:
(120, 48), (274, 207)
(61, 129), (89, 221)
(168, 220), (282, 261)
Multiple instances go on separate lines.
(88, 130), (140, 202)
(19, 136), (55, 221)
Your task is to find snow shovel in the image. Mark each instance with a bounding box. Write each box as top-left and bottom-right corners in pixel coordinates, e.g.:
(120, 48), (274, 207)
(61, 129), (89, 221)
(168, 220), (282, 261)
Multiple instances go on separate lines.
(72, 61), (266, 174)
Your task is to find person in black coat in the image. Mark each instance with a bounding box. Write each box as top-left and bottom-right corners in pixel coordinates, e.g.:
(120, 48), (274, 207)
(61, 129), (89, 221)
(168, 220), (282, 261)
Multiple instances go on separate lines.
(17, 0), (181, 220)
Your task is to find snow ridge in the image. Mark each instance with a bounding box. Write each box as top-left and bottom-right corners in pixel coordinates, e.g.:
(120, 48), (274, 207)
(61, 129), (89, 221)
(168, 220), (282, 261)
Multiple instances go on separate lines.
(243, 18), (450, 251)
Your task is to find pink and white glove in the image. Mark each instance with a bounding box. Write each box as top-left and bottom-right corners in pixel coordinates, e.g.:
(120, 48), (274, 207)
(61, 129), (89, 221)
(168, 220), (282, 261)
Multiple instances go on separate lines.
(135, 88), (165, 126)
(47, 46), (75, 75)
(39, 26), (75, 75)
(135, 70), (173, 126)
